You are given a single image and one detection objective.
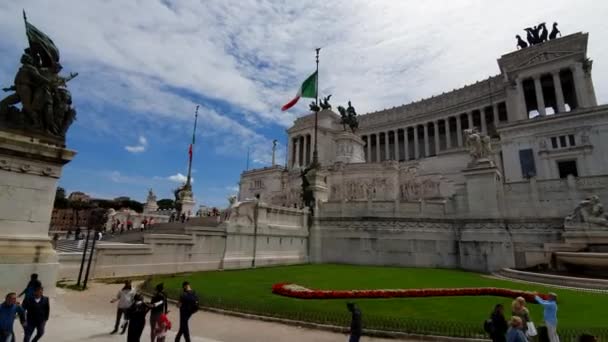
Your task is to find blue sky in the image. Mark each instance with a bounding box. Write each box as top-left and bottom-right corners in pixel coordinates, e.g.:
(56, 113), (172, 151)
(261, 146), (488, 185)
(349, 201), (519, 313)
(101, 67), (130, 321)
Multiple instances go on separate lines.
(1, 1), (607, 208)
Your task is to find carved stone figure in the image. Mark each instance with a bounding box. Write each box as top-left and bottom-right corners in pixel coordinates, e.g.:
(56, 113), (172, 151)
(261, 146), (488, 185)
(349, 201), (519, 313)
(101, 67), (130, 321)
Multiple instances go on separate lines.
(228, 195), (240, 208)
(525, 27), (536, 46)
(320, 94), (332, 110)
(549, 22), (561, 40)
(300, 165), (315, 211)
(464, 127), (492, 160)
(538, 22), (548, 43)
(337, 101), (359, 133)
(565, 195), (608, 227)
(0, 14), (77, 142)
(516, 35), (528, 49)
(309, 101), (320, 112)
(146, 188), (157, 203)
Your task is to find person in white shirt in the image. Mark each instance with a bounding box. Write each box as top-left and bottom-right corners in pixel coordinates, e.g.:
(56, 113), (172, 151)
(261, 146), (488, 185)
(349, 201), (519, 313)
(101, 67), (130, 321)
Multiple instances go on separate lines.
(110, 280), (135, 334)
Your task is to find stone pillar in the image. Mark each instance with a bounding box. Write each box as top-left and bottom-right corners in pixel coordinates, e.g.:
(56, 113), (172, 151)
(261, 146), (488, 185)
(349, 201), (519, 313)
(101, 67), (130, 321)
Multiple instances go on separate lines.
(571, 63), (587, 108)
(0, 131), (76, 296)
(445, 118), (452, 149)
(514, 78), (528, 120)
(394, 130), (400, 162)
(413, 126), (419, 159)
(423, 123), (429, 158)
(404, 128), (410, 161)
(467, 112), (473, 131)
(375, 133), (381, 162)
(433, 120), (440, 155)
(366, 135), (372, 163)
(456, 116), (463, 147)
(463, 160), (503, 218)
(480, 109), (487, 134)
(384, 131), (390, 160)
(552, 72), (566, 113)
(302, 135), (308, 167)
(533, 76), (546, 116)
(294, 138), (300, 167)
(492, 104), (500, 127)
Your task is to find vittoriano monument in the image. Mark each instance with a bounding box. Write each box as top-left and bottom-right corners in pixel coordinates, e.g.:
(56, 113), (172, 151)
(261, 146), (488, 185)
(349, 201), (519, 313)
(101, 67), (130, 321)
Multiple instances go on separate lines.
(0, 12), (77, 295)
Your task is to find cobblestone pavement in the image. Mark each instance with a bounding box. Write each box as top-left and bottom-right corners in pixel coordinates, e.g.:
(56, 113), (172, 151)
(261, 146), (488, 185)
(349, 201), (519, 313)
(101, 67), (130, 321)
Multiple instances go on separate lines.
(12, 282), (409, 342)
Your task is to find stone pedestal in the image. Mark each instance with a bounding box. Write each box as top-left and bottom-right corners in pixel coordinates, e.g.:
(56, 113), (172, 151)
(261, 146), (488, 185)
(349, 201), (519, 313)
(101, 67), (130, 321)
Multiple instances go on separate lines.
(178, 197), (195, 217)
(463, 158), (502, 217)
(334, 132), (365, 164)
(0, 130), (76, 296)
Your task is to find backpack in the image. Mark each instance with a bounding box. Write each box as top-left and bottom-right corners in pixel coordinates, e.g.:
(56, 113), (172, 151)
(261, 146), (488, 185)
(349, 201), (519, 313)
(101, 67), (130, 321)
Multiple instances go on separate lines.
(190, 292), (200, 314)
(483, 318), (494, 335)
(159, 314), (171, 330)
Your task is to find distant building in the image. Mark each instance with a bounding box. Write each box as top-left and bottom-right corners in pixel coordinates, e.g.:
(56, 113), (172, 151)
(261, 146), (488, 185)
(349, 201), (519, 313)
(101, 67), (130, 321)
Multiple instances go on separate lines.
(68, 191), (90, 202)
(50, 208), (91, 231)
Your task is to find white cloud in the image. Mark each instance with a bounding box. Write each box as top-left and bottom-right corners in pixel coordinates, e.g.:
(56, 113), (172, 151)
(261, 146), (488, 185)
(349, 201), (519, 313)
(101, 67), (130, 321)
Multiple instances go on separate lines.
(167, 173), (193, 184)
(125, 135), (148, 153)
(1, 1), (607, 168)
(225, 185), (239, 193)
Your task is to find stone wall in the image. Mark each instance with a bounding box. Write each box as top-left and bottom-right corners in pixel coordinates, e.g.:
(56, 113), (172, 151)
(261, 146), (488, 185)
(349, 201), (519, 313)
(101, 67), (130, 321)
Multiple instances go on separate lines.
(57, 201), (309, 280)
(314, 215), (563, 272)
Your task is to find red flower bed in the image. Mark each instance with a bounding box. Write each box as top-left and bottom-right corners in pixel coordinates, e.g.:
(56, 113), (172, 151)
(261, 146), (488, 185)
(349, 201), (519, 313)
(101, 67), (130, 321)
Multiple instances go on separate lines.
(272, 283), (549, 304)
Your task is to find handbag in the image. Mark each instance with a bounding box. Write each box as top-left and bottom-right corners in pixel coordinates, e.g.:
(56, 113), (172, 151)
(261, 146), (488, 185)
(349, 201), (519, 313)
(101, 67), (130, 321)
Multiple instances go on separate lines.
(526, 321), (538, 337)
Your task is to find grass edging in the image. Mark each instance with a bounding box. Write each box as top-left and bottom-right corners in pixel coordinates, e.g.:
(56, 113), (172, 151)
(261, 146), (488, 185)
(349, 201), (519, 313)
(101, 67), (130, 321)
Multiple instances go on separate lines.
(139, 288), (488, 342)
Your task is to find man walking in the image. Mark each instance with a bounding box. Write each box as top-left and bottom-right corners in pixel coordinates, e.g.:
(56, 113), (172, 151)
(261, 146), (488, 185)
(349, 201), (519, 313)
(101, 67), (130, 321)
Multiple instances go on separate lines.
(0, 292), (25, 342)
(110, 280), (135, 334)
(346, 302), (362, 342)
(535, 292), (559, 342)
(18, 274), (42, 302)
(22, 286), (50, 342)
(175, 281), (199, 342)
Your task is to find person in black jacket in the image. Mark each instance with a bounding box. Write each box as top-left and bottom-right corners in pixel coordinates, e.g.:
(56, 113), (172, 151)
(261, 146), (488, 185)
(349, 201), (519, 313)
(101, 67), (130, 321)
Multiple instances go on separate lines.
(346, 302), (362, 342)
(18, 274), (42, 301)
(22, 286), (50, 342)
(490, 304), (508, 342)
(175, 281), (199, 342)
(126, 293), (151, 342)
(149, 283), (168, 342)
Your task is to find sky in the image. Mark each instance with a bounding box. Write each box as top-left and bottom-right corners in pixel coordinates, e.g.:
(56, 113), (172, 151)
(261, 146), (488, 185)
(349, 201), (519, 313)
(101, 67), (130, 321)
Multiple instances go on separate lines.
(1, 1), (607, 208)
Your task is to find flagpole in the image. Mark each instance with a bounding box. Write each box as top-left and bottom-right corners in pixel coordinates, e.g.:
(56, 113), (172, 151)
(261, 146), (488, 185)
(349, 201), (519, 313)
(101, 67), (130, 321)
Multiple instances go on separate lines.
(312, 47), (320, 166)
(186, 105), (199, 187)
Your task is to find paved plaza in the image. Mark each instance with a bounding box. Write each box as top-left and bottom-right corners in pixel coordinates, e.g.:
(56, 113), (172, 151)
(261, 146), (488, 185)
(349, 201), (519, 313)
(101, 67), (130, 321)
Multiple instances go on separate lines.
(11, 282), (406, 342)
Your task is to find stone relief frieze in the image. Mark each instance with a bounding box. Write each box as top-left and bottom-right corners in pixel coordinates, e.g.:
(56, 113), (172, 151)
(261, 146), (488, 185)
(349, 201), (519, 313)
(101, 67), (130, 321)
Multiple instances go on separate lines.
(0, 158), (59, 178)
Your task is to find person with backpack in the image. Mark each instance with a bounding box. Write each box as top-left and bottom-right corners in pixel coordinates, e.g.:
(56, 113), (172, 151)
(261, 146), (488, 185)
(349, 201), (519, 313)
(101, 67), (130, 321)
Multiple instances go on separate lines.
(126, 293), (151, 342)
(175, 281), (199, 342)
(149, 283), (168, 342)
(485, 304), (508, 342)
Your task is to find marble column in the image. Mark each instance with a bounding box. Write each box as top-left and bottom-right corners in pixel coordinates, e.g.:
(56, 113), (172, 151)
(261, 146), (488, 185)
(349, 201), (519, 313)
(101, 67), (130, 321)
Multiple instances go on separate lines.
(533, 76), (546, 116)
(480, 109), (487, 134)
(467, 112), (473, 131)
(433, 120), (440, 155)
(366, 135), (372, 163)
(294, 138), (300, 167)
(404, 128), (410, 161)
(492, 104), (499, 127)
(385, 131), (390, 160)
(571, 63), (586, 108)
(552, 71), (566, 113)
(302, 135), (308, 166)
(423, 123), (429, 158)
(375, 133), (381, 162)
(456, 116), (463, 147)
(445, 118), (452, 149)
(394, 129), (400, 162)
(413, 126), (419, 159)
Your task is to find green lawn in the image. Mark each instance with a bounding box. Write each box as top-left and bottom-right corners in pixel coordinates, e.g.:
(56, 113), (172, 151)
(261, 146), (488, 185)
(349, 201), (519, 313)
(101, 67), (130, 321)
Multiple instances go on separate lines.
(144, 264), (608, 338)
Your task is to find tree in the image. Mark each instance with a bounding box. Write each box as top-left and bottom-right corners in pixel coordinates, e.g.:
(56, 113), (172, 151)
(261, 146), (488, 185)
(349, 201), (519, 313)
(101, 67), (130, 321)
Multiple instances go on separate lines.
(54, 187), (69, 209)
(157, 198), (175, 210)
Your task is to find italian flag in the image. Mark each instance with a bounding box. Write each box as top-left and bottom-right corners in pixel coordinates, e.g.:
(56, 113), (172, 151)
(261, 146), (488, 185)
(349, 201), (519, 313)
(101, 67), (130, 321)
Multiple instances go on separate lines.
(281, 71), (317, 111)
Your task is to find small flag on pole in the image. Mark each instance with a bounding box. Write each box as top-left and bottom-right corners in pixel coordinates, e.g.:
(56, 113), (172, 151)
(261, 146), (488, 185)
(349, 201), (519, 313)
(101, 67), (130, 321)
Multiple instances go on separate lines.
(281, 71), (317, 111)
(188, 144), (193, 162)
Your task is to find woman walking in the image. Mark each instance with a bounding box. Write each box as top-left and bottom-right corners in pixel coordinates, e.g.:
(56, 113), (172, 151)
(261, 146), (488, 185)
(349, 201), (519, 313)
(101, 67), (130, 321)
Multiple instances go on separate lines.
(490, 304), (508, 342)
(512, 297), (531, 336)
(149, 283), (168, 342)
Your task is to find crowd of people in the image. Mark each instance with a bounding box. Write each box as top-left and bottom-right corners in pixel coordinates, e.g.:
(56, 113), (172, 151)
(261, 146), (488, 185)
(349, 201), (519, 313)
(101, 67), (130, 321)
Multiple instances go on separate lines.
(485, 292), (595, 342)
(109, 280), (199, 342)
(0, 274), (50, 341)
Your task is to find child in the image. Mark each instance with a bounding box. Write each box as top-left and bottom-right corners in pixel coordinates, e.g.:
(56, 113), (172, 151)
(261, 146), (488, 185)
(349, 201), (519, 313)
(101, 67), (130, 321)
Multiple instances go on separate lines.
(154, 313), (171, 342)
